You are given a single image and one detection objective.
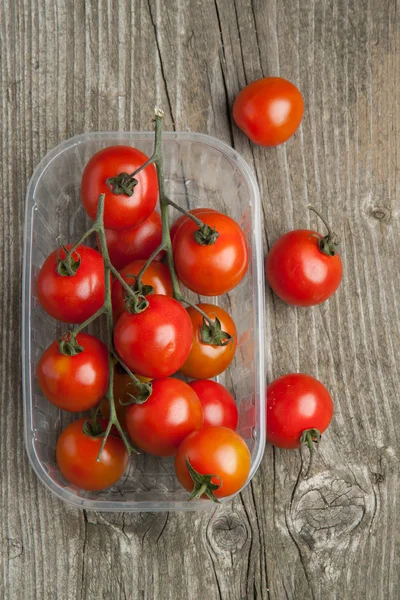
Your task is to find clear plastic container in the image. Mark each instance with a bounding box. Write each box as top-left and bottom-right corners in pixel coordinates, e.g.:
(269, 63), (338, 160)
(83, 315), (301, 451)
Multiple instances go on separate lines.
(22, 131), (266, 512)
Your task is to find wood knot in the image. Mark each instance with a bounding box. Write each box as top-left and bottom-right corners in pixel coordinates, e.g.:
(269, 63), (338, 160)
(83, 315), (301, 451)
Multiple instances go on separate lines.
(210, 514), (248, 552)
(368, 206), (391, 221)
(289, 472), (372, 550)
(7, 537), (24, 560)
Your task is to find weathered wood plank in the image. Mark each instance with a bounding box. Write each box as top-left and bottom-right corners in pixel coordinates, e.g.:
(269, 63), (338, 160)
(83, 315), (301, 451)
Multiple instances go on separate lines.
(1, 0), (400, 599)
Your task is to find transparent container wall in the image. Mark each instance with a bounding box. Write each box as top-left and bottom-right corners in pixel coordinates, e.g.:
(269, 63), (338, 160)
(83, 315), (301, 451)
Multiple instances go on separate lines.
(23, 132), (265, 511)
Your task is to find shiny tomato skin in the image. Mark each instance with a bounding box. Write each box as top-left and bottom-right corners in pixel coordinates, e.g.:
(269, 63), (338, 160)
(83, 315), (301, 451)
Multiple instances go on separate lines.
(104, 211), (163, 270)
(266, 229), (343, 306)
(180, 304), (237, 379)
(81, 146), (158, 231)
(113, 294), (193, 378)
(173, 211), (248, 296)
(233, 77), (304, 146)
(266, 373), (334, 449)
(188, 380), (238, 430)
(125, 378), (204, 456)
(169, 208), (218, 243)
(56, 418), (129, 491)
(111, 260), (173, 322)
(37, 333), (109, 412)
(175, 426), (251, 498)
(37, 245), (105, 323)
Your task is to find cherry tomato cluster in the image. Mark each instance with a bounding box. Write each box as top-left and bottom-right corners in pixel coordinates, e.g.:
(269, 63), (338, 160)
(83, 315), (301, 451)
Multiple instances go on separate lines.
(36, 111), (251, 500)
(233, 76), (338, 458)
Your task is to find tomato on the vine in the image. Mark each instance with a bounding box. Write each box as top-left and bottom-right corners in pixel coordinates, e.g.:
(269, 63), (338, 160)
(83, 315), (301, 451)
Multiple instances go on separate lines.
(175, 426), (251, 500)
(56, 418), (129, 491)
(266, 373), (333, 449)
(81, 146), (158, 231)
(266, 215), (343, 306)
(188, 380), (238, 430)
(180, 304), (237, 379)
(113, 294), (193, 378)
(104, 210), (163, 270)
(37, 333), (108, 412)
(111, 259), (173, 322)
(169, 208), (217, 243)
(125, 378), (204, 456)
(37, 245), (105, 323)
(233, 77), (304, 146)
(100, 369), (141, 430)
(173, 210), (248, 296)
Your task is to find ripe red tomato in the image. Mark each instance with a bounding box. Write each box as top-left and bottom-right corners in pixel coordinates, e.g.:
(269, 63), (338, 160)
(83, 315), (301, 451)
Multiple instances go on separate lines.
(113, 294), (193, 378)
(180, 304), (237, 379)
(37, 245), (105, 323)
(56, 418), (129, 490)
(233, 77), (304, 146)
(125, 378), (204, 456)
(37, 333), (108, 412)
(104, 210), (163, 270)
(169, 208), (218, 243)
(173, 211), (248, 296)
(111, 260), (173, 322)
(175, 426), (251, 500)
(266, 230), (343, 306)
(188, 380), (238, 430)
(266, 373), (334, 449)
(81, 145), (158, 231)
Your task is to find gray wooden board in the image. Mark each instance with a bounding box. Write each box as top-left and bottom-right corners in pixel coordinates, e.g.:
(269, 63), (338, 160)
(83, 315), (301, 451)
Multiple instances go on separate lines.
(1, 0), (400, 598)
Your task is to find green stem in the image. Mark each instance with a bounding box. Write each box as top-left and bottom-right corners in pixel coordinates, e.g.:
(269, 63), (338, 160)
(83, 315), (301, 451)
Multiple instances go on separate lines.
(71, 306), (106, 336)
(164, 196), (204, 227)
(68, 226), (97, 256)
(111, 349), (146, 389)
(136, 242), (166, 284)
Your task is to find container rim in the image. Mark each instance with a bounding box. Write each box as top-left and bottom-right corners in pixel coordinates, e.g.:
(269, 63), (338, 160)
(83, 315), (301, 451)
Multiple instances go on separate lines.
(22, 130), (266, 511)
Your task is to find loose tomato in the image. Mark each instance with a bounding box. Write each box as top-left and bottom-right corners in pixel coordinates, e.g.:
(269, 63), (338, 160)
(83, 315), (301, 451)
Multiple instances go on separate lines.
(173, 211), (248, 296)
(175, 426), (251, 500)
(266, 373), (334, 449)
(37, 245), (105, 323)
(113, 294), (193, 378)
(111, 260), (173, 322)
(56, 418), (129, 490)
(169, 208), (218, 243)
(188, 380), (238, 430)
(104, 211), (163, 270)
(81, 146), (158, 231)
(233, 77), (304, 146)
(180, 304), (237, 379)
(125, 378), (204, 456)
(37, 333), (108, 412)
(266, 228), (343, 306)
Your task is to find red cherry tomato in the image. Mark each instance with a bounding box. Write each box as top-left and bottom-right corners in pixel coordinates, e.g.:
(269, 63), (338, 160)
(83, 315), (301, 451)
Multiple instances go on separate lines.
(266, 229), (343, 306)
(173, 211), (248, 296)
(125, 378), (204, 456)
(81, 146), (158, 231)
(37, 333), (109, 412)
(37, 245), (105, 323)
(233, 77), (304, 146)
(111, 260), (173, 322)
(180, 304), (237, 379)
(175, 426), (251, 499)
(266, 373), (334, 449)
(113, 295), (193, 378)
(188, 380), (238, 430)
(104, 211), (163, 270)
(169, 208), (218, 243)
(56, 418), (129, 491)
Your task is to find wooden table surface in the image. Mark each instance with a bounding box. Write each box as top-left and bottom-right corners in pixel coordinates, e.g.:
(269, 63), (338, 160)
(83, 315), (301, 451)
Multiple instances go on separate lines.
(1, 1), (400, 598)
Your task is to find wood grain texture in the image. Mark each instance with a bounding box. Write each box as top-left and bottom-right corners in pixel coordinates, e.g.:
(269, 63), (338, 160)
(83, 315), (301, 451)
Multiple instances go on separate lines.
(1, 0), (400, 598)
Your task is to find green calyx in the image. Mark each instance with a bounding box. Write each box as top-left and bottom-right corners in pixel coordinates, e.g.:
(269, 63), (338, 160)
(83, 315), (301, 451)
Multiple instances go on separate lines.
(200, 315), (232, 346)
(106, 172), (138, 196)
(82, 417), (105, 438)
(194, 224), (219, 246)
(56, 245), (81, 277)
(119, 381), (153, 406)
(58, 334), (83, 356)
(185, 458), (222, 503)
(300, 428), (321, 451)
(308, 205), (340, 257)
